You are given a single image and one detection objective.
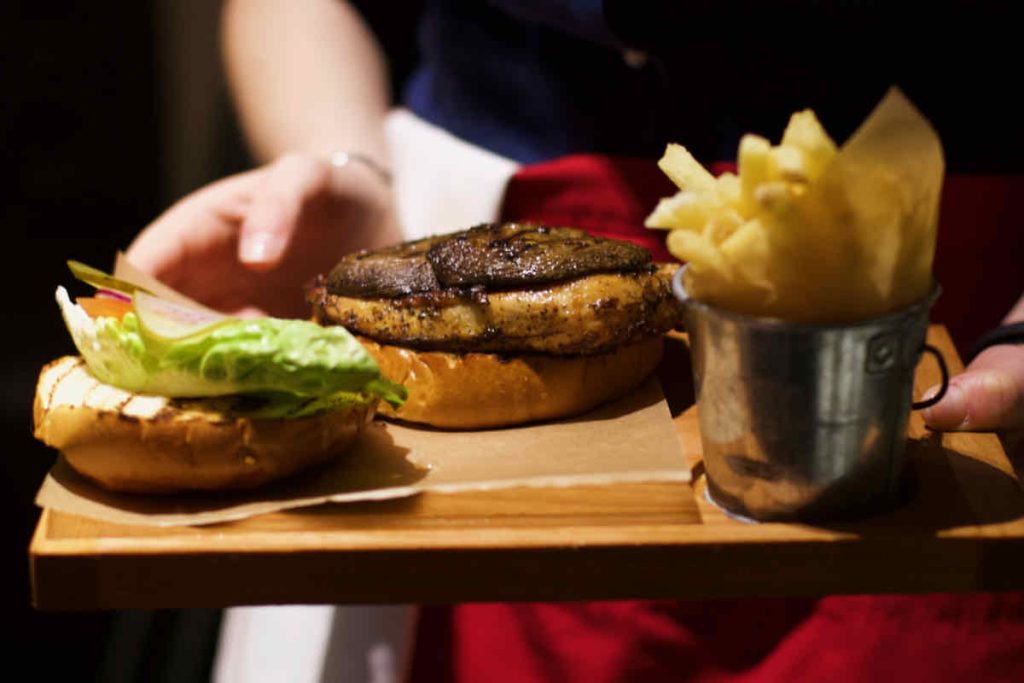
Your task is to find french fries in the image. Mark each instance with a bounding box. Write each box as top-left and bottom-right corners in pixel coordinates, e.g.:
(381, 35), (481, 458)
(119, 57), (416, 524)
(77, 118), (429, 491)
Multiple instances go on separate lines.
(646, 89), (943, 322)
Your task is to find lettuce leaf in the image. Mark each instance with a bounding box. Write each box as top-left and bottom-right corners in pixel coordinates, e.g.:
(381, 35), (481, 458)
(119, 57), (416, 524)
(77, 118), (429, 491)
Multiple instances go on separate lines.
(192, 390), (375, 419)
(56, 286), (405, 407)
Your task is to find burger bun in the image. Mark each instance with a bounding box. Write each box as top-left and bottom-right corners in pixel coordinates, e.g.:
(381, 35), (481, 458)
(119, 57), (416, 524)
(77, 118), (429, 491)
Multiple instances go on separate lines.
(362, 336), (664, 430)
(33, 356), (373, 494)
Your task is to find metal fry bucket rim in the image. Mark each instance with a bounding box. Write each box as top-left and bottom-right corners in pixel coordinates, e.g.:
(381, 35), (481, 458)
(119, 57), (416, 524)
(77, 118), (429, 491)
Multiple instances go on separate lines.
(671, 264), (941, 332)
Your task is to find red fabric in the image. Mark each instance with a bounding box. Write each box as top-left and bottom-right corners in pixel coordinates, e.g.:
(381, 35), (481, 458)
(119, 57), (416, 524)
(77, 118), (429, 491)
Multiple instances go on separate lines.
(931, 175), (1024, 355)
(437, 596), (1024, 683)
(501, 154), (677, 263)
(409, 155), (1024, 683)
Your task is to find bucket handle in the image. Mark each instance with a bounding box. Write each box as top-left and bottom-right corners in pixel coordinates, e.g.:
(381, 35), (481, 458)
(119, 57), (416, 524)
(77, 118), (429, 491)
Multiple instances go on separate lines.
(911, 344), (950, 410)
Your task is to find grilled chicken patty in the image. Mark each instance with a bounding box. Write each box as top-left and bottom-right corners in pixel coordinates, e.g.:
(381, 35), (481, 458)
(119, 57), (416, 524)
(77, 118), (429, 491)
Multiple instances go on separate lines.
(314, 224), (682, 355)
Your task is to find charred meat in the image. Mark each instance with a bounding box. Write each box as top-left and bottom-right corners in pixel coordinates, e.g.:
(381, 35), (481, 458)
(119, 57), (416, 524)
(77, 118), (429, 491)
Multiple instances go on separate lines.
(313, 223), (682, 355)
(327, 223), (651, 297)
(326, 234), (444, 298)
(425, 223), (650, 289)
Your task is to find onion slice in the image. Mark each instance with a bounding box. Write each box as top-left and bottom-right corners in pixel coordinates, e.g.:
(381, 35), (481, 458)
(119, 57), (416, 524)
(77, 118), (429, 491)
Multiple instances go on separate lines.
(95, 288), (132, 303)
(133, 290), (229, 342)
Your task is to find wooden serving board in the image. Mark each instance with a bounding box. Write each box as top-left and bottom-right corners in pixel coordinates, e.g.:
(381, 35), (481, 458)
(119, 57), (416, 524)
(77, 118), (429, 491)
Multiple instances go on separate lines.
(30, 327), (1024, 610)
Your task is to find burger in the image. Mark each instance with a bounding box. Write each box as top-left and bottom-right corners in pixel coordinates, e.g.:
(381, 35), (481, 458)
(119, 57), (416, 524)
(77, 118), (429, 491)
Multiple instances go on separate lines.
(310, 223), (682, 429)
(32, 262), (404, 494)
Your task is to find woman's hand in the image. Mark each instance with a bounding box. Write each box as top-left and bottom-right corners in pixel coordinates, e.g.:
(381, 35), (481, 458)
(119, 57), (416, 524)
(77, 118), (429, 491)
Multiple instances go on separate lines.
(125, 153), (402, 318)
(922, 344), (1024, 432)
(923, 292), (1024, 437)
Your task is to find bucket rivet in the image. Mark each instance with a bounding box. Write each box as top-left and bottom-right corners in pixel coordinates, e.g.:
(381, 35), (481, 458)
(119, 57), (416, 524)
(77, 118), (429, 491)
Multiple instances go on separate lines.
(866, 333), (899, 373)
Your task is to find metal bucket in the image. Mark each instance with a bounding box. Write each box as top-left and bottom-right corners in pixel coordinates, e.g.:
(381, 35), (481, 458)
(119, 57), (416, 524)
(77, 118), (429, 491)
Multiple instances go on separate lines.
(673, 267), (948, 521)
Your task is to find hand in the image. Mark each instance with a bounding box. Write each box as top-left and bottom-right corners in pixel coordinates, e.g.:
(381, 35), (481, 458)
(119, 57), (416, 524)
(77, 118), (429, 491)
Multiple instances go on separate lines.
(125, 153), (402, 318)
(922, 343), (1024, 432)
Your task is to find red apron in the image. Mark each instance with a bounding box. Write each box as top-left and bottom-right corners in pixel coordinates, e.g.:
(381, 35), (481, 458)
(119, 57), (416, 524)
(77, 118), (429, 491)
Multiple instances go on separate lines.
(410, 155), (1024, 683)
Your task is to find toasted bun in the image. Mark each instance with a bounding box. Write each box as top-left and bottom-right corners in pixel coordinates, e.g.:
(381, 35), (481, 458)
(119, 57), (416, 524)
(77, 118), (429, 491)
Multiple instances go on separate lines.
(361, 336), (664, 429)
(33, 357), (373, 494)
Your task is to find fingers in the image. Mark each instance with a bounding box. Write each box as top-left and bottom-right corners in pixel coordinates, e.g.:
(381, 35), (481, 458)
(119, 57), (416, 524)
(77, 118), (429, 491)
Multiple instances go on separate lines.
(238, 154), (333, 270)
(231, 304), (269, 319)
(922, 345), (1024, 431)
(125, 170), (260, 277)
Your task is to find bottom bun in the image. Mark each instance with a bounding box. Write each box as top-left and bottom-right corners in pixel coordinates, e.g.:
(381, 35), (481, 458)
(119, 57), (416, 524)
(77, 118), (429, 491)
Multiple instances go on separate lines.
(361, 336), (664, 429)
(33, 357), (374, 494)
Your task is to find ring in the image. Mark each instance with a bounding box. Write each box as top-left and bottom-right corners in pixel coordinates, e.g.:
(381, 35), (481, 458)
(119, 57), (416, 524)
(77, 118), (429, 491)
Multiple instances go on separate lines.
(328, 151), (393, 186)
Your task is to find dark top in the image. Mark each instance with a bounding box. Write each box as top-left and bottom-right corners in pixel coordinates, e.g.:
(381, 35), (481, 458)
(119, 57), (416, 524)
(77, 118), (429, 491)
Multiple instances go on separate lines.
(402, 0), (1022, 171)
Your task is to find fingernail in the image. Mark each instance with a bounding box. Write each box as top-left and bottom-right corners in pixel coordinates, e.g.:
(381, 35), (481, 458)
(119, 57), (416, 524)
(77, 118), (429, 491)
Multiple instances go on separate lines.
(240, 232), (285, 264)
(922, 382), (966, 429)
(920, 383), (941, 402)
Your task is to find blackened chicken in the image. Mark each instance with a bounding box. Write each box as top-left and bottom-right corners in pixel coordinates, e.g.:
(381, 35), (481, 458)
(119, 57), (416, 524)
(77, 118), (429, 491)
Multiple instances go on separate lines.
(313, 223), (682, 355)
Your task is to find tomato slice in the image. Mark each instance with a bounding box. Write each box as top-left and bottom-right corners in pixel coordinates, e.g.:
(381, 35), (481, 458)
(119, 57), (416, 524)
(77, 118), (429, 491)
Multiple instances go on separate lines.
(77, 296), (133, 321)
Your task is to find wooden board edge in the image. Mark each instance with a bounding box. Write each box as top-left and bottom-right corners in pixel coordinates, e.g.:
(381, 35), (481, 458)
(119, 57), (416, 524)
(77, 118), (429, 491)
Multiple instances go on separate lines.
(28, 508), (54, 609)
(27, 535), (988, 611)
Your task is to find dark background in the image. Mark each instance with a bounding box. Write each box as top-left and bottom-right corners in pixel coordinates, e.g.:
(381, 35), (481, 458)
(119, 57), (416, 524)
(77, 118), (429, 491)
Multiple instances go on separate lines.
(1, 2), (419, 680)
(2, 3), (224, 681)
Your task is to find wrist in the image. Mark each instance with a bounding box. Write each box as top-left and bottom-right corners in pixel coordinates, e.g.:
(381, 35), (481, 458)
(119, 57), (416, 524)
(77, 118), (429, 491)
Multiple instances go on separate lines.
(329, 151), (392, 187)
(323, 151), (401, 249)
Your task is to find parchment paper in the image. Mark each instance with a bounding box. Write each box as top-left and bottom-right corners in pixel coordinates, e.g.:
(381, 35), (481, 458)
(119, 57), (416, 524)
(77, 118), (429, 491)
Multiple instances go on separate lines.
(35, 377), (689, 526)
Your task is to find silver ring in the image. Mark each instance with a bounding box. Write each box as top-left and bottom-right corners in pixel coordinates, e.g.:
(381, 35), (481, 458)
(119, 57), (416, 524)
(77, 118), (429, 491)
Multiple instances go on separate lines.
(328, 151), (393, 186)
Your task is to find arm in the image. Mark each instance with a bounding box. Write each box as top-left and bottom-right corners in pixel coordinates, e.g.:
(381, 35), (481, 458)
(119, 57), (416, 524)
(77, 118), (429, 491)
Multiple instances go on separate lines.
(221, 0), (402, 259)
(126, 0), (403, 317)
(222, 0), (391, 165)
(1005, 294), (1024, 324)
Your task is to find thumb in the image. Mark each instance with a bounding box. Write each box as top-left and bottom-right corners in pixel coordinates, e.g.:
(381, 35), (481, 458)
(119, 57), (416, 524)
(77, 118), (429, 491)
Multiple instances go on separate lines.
(922, 363), (1024, 432)
(238, 154), (332, 270)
